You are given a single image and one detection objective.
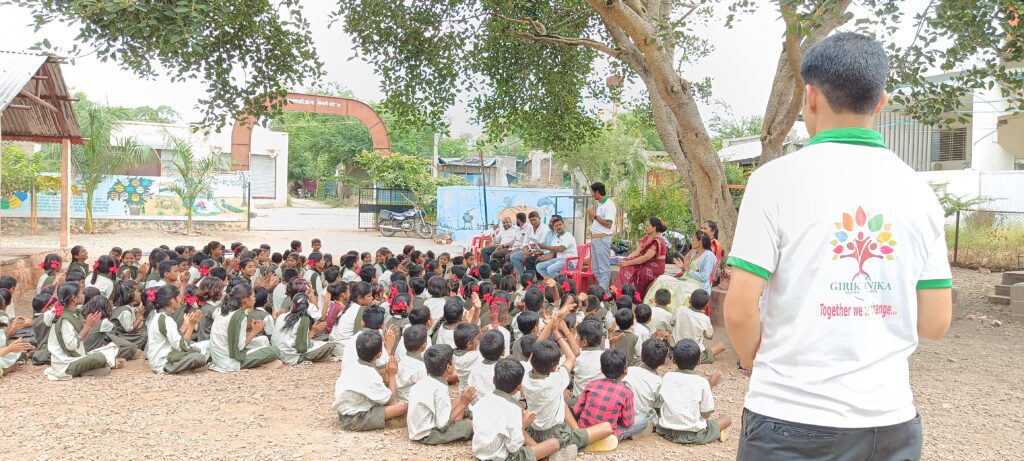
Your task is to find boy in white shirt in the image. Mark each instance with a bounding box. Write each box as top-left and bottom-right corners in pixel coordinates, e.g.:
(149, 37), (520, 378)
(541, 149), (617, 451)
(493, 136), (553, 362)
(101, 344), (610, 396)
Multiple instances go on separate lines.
(609, 308), (642, 367)
(341, 307), (393, 369)
(569, 319), (606, 406)
(467, 329), (505, 399)
(649, 289), (676, 334)
(655, 338), (730, 444)
(396, 325), (429, 401)
(395, 306), (433, 360)
(332, 330), (408, 431)
(472, 358), (561, 461)
(521, 304), (613, 452)
(673, 289), (724, 364)
(453, 323), (484, 391)
(407, 344), (475, 445)
(623, 338), (669, 431)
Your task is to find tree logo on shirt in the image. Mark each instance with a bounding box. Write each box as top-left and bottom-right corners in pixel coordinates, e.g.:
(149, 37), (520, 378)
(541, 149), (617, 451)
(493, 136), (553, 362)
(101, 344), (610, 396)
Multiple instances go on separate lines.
(831, 206), (895, 280)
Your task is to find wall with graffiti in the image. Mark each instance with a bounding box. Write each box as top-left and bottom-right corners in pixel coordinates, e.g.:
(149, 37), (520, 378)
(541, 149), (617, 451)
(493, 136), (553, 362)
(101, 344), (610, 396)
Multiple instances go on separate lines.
(0, 172), (249, 220)
(436, 186), (575, 242)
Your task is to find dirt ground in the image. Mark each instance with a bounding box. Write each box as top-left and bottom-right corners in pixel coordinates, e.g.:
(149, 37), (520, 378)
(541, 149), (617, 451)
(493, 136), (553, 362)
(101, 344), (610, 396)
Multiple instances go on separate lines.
(1, 235), (1021, 461)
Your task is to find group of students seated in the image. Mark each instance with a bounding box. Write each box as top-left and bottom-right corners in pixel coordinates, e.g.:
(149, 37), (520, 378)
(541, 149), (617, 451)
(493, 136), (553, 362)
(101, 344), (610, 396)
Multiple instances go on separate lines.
(0, 238), (729, 459)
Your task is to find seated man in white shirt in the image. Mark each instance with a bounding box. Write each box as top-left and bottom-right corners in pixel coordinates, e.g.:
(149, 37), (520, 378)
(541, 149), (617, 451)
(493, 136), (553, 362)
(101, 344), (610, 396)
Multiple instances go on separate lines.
(510, 211), (550, 277)
(480, 217), (514, 264)
(490, 213), (529, 266)
(534, 216), (578, 280)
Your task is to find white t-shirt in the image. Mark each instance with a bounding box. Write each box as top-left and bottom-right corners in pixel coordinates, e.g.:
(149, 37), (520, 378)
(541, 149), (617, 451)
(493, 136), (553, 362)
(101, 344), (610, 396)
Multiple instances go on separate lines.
(592, 197), (616, 234)
(549, 232), (578, 259)
(527, 222), (550, 247)
(728, 128), (953, 429)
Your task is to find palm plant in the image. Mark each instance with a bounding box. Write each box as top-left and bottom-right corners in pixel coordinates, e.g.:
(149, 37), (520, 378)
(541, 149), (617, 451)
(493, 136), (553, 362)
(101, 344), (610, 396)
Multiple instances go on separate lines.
(165, 137), (226, 234)
(68, 98), (155, 233)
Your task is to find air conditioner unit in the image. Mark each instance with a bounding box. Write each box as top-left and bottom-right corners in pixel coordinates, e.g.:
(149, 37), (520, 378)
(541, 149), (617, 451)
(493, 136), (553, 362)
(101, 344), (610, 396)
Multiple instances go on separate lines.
(932, 162), (944, 171)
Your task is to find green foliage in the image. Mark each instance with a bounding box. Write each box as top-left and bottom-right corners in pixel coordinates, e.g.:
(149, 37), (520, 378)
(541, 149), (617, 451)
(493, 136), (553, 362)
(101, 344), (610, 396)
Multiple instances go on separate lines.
(723, 162), (753, 208)
(946, 215), (1024, 270)
(708, 109), (764, 151)
(1, 142), (58, 195)
(618, 107), (664, 151)
(15, 0), (322, 129)
(164, 138), (227, 233)
(931, 183), (994, 217)
(354, 151), (465, 213)
(622, 182), (694, 245)
(555, 125), (647, 197)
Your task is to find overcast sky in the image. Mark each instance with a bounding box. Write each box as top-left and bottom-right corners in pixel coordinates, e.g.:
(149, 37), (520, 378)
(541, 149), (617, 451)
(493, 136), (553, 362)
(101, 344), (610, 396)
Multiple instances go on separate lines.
(0, 1), (928, 138)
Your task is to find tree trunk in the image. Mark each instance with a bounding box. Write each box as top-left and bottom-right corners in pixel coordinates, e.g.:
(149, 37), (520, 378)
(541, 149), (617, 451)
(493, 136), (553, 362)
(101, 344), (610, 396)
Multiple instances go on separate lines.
(758, 52), (803, 165)
(84, 189), (94, 233)
(30, 185), (38, 235)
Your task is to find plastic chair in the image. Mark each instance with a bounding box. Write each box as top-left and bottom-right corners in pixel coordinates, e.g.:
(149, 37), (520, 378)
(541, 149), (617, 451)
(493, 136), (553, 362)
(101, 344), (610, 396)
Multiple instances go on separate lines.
(561, 243), (595, 293)
(471, 236), (492, 265)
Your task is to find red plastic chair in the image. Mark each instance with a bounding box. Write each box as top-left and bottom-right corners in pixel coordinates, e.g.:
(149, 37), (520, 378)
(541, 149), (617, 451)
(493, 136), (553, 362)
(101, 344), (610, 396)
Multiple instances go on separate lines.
(471, 236), (492, 265)
(561, 243), (595, 293)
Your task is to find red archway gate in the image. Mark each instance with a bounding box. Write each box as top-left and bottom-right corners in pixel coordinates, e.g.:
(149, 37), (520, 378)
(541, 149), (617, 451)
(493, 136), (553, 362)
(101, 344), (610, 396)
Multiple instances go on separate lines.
(230, 92), (391, 170)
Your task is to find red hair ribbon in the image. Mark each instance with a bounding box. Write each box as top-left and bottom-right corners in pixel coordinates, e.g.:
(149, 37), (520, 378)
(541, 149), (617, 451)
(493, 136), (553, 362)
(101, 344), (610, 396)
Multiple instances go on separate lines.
(602, 292), (612, 302)
(610, 286), (622, 300)
(471, 286), (480, 293)
(109, 266), (119, 275)
(392, 300), (408, 313)
(525, 281), (532, 289)
(183, 294), (198, 306)
(458, 286), (465, 296)
(491, 297), (509, 305)
(53, 301), (64, 317)
(388, 286), (398, 303)
(51, 260), (59, 269)
(146, 289), (157, 302)
(482, 293), (493, 304)
(634, 291), (642, 303)
(470, 268), (480, 278)
(199, 266), (210, 276)
(92, 260), (100, 270)
(38, 262), (45, 269)
(561, 281), (571, 293)
(307, 259), (317, 268)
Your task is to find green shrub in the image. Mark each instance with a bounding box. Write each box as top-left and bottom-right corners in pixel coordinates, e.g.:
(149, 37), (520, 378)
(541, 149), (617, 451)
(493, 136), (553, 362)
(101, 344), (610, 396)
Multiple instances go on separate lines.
(622, 182), (695, 245)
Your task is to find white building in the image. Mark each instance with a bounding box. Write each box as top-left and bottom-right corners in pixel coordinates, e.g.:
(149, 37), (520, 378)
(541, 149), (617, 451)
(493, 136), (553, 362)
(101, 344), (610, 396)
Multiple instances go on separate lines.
(112, 121), (289, 207)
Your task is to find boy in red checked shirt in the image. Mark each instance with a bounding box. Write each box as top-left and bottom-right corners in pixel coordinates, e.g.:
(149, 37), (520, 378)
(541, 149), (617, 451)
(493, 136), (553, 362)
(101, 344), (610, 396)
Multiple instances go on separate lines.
(573, 349), (647, 441)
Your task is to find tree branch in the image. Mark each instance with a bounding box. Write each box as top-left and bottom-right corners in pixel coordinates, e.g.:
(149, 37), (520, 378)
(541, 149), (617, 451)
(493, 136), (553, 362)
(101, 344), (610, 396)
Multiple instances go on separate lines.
(513, 31), (620, 58)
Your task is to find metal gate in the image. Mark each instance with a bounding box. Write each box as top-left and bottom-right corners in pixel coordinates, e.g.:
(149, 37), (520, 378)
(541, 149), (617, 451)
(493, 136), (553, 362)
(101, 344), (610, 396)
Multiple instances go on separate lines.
(358, 188), (415, 229)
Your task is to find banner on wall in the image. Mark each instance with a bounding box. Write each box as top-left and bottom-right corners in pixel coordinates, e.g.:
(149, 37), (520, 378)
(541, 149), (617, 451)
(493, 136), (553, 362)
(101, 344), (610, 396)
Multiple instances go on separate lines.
(436, 186), (575, 242)
(0, 172), (250, 220)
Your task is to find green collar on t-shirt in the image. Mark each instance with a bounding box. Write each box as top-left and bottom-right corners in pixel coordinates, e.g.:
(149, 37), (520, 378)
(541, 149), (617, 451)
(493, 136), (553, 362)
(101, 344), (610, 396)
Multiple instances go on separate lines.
(804, 127), (886, 149)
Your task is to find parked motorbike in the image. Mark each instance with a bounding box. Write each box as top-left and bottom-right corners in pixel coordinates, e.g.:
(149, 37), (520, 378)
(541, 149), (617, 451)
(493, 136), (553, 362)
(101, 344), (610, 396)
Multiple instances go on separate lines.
(378, 208), (434, 239)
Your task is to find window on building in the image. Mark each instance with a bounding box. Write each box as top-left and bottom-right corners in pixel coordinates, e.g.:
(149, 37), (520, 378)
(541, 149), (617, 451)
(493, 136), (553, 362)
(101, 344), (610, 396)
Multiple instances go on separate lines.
(930, 128), (967, 162)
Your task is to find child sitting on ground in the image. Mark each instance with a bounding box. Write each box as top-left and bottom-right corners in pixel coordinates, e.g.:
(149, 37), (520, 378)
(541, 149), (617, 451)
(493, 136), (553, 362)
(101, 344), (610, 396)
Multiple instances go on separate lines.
(396, 306), (432, 359)
(407, 344), (476, 445)
(467, 329), (505, 399)
(434, 296), (479, 348)
(396, 325), (429, 401)
(342, 306), (396, 368)
(609, 308), (641, 367)
(472, 358), (561, 461)
(272, 293), (332, 365)
(623, 338), (671, 433)
(574, 349), (647, 440)
(333, 330), (408, 431)
(671, 289), (724, 364)
(649, 289), (676, 332)
(570, 318), (606, 406)
(453, 322), (484, 391)
(144, 285), (208, 375)
(655, 339), (731, 444)
(44, 282), (124, 380)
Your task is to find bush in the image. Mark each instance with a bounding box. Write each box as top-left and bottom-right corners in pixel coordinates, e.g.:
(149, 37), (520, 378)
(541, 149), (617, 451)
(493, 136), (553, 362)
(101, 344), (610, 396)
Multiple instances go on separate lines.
(355, 151), (465, 214)
(622, 182), (695, 245)
(947, 212), (1024, 270)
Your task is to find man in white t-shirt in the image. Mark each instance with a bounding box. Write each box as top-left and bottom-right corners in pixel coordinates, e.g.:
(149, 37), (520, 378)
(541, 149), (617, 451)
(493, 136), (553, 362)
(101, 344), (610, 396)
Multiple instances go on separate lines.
(481, 217), (514, 265)
(534, 217), (577, 279)
(725, 32), (952, 461)
(586, 182), (616, 289)
(510, 211), (549, 277)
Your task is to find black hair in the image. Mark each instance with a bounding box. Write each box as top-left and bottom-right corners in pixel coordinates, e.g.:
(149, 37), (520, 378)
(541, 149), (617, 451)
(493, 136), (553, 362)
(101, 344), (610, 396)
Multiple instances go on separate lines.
(221, 284), (253, 315)
(577, 318), (603, 347)
(672, 338), (701, 370)
(516, 310), (539, 335)
(190, 253), (208, 267)
(409, 306), (431, 326)
(283, 293), (313, 331)
(83, 286), (102, 303)
(520, 334), (539, 359)
(697, 232), (712, 252)
(479, 329), (505, 361)
(327, 281), (349, 302)
(620, 284), (638, 304)
(324, 266), (342, 284)
(450, 261), (466, 275)
(142, 284), (180, 319)
(704, 220), (719, 239)
(33, 293), (51, 313)
(209, 267), (227, 281)
(409, 277), (427, 296)
(385, 258), (399, 270)
(519, 272), (536, 289)
(801, 32), (888, 114)
(648, 216), (667, 233)
(615, 308), (635, 330)
(271, 252), (283, 264)
(523, 287), (544, 312)
(424, 259), (438, 275)
(410, 250), (422, 263)
(359, 265), (376, 283)
(0, 289), (11, 308)
(424, 344), (455, 376)
(408, 264), (424, 279)
(498, 275), (517, 292)
(590, 182), (606, 196)
(290, 240), (302, 251)
(454, 323), (480, 350)
(89, 255), (117, 285)
(312, 238), (321, 245)
(66, 271), (86, 283)
(196, 277), (225, 303)
(110, 246), (124, 257)
(476, 263), (492, 280)
(654, 289), (671, 307)
(600, 349), (628, 380)
(390, 293), (412, 318)
(70, 245), (87, 261)
(254, 286), (270, 310)
(308, 251), (324, 269)
(361, 306), (386, 330)
(529, 339), (562, 374)
(281, 267), (300, 285)
(615, 296), (633, 312)
(55, 282), (82, 315)
(144, 249), (165, 279)
(239, 258), (256, 273)
(111, 280), (140, 307)
(82, 293), (111, 319)
(227, 276), (248, 294)
(641, 338), (670, 370)
(443, 297), (465, 324)
(690, 289), (710, 311)
(586, 284), (607, 304)
(635, 304), (652, 324)
(493, 358), (526, 393)
(350, 281), (373, 303)
(403, 324), (428, 352)
(355, 330), (383, 362)
(41, 253), (62, 275)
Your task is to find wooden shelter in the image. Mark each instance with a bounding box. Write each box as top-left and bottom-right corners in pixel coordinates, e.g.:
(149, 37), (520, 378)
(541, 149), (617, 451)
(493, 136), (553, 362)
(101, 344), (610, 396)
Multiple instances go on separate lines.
(0, 51), (83, 248)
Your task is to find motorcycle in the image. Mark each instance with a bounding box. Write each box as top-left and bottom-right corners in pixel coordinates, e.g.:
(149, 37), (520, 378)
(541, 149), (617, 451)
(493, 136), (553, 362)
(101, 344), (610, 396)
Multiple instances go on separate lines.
(378, 208), (435, 239)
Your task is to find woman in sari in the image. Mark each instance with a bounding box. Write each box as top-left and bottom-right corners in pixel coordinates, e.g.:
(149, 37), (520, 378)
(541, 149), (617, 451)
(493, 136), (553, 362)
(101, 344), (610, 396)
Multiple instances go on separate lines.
(615, 217), (668, 297)
(642, 231), (718, 311)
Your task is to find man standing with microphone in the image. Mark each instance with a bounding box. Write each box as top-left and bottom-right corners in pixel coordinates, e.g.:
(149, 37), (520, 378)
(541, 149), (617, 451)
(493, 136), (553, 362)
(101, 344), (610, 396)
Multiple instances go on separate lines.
(587, 182), (616, 289)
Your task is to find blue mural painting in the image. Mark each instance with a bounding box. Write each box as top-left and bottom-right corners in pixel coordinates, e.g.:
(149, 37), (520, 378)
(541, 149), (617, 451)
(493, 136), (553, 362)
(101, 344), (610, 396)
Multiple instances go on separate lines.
(436, 186), (575, 242)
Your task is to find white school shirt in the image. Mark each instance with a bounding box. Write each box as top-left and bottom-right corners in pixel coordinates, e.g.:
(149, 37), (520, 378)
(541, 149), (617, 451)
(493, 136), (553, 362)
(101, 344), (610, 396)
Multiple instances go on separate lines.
(673, 308), (713, 353)
(329, 302), (364, 354)
(44, 312), (118, 380)
(0, 315), (19, 369)
(271, 318), (329, 365)
(208, 309), (272, 372)
(395, 332), (432, 361)
(342, 328), (390, 368)
(87, 275), (114, 299)
(396, 352), (428, 401)
(728, 128), (953, 428)
(146, 312), (191, 373)
(572, 348), (604, 397)
(549, 231), (578, 259)
(521, 366), (571, 430)
(436, 325), (457, 348)
(624, 365), (662, 422)
(467, 359), (498, 398)
(407, 375), (455, 441)
(648, 305), (675, 333)
(272, 284), (287, 310)
(472, 391), (527, 460)
(592, 197), (616, 234)
(454, 349), (483, 391)
(423, 297), (446, 325)
(341, 269), (362, 284)
(332, 359), (392, 415)
(509, 223), (529, 251)
(658, 369), (714, 432)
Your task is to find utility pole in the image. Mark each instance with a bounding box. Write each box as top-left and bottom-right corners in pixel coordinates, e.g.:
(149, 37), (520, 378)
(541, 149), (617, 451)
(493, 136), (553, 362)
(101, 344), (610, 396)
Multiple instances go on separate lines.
(479, 149), (488, 228)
